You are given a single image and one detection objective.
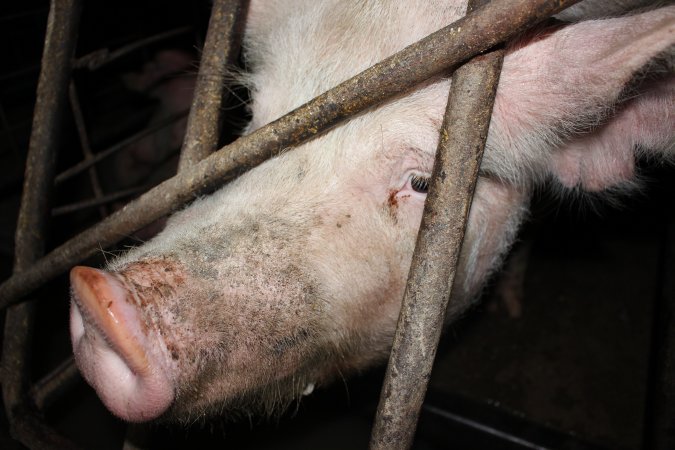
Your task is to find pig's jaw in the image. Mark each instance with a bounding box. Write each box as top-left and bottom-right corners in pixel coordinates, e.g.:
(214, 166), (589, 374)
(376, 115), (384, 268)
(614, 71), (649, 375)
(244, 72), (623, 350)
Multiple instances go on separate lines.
(70, 266), (175, 422)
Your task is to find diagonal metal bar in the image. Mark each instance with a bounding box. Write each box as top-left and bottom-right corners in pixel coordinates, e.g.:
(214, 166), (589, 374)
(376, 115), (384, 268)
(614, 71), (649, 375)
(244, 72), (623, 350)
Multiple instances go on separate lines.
(369, 0), (504, 446)
(178, 0), (248, 171)
(0, 0), (581, 310)
(69, 81), (108, 217)
(29, 356), (80, 411)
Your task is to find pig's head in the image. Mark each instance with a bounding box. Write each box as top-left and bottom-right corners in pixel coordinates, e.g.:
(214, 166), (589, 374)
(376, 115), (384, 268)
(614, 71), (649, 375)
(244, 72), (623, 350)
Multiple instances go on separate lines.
(70, 0), (675, 423)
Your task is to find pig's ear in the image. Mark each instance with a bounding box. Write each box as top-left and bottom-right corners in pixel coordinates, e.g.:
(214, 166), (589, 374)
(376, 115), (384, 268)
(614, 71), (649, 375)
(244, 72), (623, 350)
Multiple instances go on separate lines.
(491, 7), (674, 190)
(500, 7), (673, 132)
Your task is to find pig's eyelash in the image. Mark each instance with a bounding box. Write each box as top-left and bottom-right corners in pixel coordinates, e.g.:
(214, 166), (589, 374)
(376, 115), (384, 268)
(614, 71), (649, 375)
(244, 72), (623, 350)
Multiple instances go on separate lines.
(409, 174), (430, 194)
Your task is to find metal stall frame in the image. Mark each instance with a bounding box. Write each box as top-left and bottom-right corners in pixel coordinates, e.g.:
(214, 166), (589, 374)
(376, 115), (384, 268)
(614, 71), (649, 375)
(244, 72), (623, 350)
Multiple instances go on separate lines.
(3, 1), (82, 448)
(16, 0), (670, 448)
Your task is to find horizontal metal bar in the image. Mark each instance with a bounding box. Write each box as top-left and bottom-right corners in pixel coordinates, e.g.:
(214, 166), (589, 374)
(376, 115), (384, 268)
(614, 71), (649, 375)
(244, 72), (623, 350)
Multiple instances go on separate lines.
(52, 185), (147, 216)
(0, 0), (581, 310)
(73, 26), (193, 71)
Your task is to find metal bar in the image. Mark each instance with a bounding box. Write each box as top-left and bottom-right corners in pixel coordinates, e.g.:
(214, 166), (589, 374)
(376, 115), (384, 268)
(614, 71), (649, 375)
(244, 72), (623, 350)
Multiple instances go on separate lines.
(52, 185), (147, 217)
(69, 81), (108, 217)
(73, 26), (193, 71)
(178, 0), (248, 171)
(30, 357), (81, 411)
(2, 0), (81, 422)
(369, 0), (504, 445)
(0, 0), (580, 310)
(54, 109), (188, 185)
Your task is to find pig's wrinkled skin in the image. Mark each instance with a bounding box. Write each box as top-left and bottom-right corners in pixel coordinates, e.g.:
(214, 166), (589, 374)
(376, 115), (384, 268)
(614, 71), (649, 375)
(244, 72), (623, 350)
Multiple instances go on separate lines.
(69, 0), (675, 423)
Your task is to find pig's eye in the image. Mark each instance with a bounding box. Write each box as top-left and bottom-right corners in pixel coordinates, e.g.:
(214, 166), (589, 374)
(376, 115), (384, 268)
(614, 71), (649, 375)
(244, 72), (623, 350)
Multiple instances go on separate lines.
(410, 174), (430, 193)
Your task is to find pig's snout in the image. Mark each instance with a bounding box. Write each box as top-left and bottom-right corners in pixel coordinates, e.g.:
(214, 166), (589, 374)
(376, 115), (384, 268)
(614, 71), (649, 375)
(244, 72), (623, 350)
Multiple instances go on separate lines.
(70, 266), (174, 422)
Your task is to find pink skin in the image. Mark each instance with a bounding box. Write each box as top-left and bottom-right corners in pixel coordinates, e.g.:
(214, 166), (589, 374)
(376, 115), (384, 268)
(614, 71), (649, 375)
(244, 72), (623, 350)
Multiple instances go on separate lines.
(69, 2), (675, 423)
(551, 77), (675, 191)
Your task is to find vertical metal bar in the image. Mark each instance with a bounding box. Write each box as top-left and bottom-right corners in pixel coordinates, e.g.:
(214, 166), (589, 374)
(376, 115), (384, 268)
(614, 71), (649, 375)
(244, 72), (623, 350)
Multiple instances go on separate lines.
(1, 0), (81, 442)
(178, 0), (248, 171)
(369, 3), (504, 445)
(68, 81), (108, 217)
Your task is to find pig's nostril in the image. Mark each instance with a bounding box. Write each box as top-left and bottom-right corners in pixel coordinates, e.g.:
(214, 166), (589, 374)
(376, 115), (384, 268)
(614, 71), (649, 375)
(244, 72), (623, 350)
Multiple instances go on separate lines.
(69, 266), (175, 421)
(70, 266), (149, 375)
(69, 301), (85, 344)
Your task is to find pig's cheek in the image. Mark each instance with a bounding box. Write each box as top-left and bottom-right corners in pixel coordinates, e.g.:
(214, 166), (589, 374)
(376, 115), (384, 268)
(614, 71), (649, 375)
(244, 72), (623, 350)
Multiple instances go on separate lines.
(392, 192), (426, 230)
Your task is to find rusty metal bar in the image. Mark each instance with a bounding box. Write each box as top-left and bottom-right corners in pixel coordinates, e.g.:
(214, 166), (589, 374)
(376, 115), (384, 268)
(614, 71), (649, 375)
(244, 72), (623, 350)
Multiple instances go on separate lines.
(2, 0), (82, 448)
(73, 26), (193, 71)
(370, 52), (503, 450)
(52, 185), (147, 217)
(29, 356), (80, 411)
(178, 0), (248, 171)
(0, 0), (580, 310)
(69, 81), (108, 217)
(54, 109), (188, 184)
(369, 2), (504, 446)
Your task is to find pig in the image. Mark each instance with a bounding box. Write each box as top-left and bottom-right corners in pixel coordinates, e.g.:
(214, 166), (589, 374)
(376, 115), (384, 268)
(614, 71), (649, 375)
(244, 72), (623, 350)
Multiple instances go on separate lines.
(68, 0), (675, 424)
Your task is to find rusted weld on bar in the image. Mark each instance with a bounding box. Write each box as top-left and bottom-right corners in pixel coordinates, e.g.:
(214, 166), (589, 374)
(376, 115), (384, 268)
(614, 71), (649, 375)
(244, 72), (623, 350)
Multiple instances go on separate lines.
(1, 0), (81, 443)
(178, 0), (248, 171)
(369, 6), (504, 448)
(0, 0), (580, 309)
